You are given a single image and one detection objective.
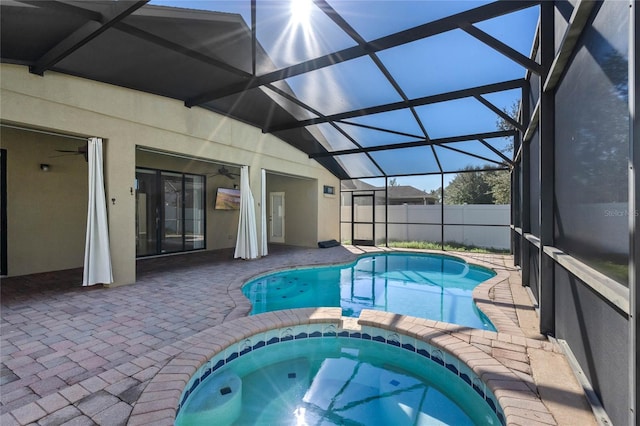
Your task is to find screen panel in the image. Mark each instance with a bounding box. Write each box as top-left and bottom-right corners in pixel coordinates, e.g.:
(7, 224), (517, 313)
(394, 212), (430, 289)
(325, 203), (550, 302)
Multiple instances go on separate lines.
(554, 264), (628, 426)
(528, 129), (540, 237)
(553, 1), (629, 285)
(528, 243), (539, 302)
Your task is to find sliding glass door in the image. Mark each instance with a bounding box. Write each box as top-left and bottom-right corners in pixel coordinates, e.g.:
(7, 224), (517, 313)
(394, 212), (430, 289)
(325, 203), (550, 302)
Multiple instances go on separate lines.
(135, 168), (205, 257)
(1, 149), (6, 275)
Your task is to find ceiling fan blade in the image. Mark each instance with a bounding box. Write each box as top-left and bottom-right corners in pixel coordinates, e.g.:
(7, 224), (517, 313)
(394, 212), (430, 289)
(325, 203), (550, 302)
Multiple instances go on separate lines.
(206, 167), (239, 179)
(49, 153), (79, 158)
(51, 143), (88, 161)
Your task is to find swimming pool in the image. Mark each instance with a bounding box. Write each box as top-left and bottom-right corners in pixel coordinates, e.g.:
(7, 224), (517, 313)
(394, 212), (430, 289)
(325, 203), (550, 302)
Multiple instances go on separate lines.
(243, 252), (496, 330)
(174, 322), (505, 426)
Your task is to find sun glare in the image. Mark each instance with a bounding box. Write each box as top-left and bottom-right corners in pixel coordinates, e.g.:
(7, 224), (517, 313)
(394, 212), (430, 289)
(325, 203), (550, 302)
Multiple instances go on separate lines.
(290, 0), (312, 27)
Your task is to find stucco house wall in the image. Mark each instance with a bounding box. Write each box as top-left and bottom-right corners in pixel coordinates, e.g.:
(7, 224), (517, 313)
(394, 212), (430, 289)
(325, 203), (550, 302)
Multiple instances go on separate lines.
(0, 64), (340, 285)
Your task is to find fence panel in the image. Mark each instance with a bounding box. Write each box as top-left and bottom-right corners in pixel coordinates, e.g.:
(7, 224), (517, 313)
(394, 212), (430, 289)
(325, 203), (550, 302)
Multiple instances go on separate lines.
(342, 204), (510, 249)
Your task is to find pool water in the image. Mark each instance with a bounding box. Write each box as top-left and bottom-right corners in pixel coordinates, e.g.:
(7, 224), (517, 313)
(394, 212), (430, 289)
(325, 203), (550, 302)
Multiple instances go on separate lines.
(175, 337), (502, 426)
(243, 253), (496, 330)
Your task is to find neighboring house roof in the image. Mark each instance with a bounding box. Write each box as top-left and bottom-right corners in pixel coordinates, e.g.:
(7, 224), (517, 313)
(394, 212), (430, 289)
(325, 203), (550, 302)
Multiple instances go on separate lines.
(341, 180), (437, 203)
(387, 186), (437, 203)
(340, 180), (378, 191)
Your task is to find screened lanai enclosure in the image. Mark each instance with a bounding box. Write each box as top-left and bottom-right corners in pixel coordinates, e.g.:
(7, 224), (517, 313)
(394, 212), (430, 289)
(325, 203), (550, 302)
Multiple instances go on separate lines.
(0, 0), (638, 424)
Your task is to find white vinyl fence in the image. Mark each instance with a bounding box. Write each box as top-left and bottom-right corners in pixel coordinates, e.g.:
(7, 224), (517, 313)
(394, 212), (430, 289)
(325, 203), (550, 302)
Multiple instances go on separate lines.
(341, 204), (511, 250)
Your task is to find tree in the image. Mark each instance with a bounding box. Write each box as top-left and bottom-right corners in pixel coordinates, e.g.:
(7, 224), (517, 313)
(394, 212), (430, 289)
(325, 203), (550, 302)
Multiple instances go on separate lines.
(484, 170), (511, 204)
(443, 167), (510, 205)
(388, 178), (399, 187)
(495, 100), (520, 159)
(444, 167), (493, 204)
(496, 100), (520, 132)
(427, 187), (442, 203)
(442, 99), (519, 205)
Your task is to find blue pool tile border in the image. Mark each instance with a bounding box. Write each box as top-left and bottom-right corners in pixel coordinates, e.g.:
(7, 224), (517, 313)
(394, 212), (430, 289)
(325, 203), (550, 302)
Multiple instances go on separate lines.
(176, 323), (506, 425)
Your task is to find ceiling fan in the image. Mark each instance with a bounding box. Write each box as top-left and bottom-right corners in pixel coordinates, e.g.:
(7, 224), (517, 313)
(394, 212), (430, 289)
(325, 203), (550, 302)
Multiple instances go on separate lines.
(52, 143), (88, 161)
(208, 166), (239, 180)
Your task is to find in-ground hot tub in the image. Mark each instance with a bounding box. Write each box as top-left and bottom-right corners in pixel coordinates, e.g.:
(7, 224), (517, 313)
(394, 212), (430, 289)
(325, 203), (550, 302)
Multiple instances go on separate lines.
(175, 310), (507, 426)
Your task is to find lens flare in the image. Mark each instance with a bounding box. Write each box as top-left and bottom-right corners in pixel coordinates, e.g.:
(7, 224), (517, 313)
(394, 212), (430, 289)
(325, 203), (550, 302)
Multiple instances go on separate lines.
(290, 0), (312, 27)
(294, 406), (308, 425)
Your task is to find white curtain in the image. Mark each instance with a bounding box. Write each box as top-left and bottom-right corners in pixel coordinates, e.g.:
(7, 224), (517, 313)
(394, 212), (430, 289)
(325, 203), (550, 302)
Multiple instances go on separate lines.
(261, 168), (268, 257)
(83, 137), (113, 286)
(234, 166), (259, 260)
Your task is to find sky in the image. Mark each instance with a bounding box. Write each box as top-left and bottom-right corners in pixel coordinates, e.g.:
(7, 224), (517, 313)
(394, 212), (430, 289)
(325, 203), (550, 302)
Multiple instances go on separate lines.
(149, 0), (539, 192)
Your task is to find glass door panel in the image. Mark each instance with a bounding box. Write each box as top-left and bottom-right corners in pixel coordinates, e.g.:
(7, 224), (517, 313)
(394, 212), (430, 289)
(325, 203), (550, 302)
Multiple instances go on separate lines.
(184, 175), (205, 250)
(161, 172), (184, 254)
(135, 169), (160, 257)
(269, 192), (285, 243)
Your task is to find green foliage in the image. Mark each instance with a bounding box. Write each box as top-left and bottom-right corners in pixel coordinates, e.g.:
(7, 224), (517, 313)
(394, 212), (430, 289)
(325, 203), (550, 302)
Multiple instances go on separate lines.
(591, 260), (628, 285)
(496, 100), (520, 132)
(444, 167), (492, 204)
(427, 187), (442, 203)
(341, 239), (509, 254)
(444, 166), (510, 205)
(483, 170), (511, 204)
(388, 240), (509, 254)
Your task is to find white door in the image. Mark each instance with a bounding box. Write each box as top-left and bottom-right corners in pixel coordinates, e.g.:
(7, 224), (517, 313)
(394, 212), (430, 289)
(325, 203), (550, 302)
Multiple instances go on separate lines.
(269, 192), (285, 243)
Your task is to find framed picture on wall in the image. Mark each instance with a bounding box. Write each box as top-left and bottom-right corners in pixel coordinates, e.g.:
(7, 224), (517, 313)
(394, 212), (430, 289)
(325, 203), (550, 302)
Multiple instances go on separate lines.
(214, 187), (240, 210)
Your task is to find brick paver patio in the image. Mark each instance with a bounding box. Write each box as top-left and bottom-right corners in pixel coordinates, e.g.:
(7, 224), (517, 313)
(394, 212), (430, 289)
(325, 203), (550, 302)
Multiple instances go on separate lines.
(1, 245), (594, 425)
(1, 246), (359, 425)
